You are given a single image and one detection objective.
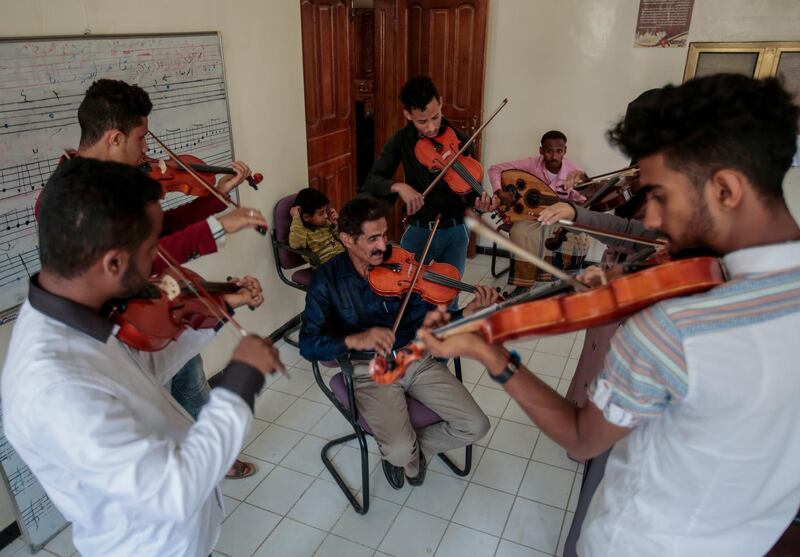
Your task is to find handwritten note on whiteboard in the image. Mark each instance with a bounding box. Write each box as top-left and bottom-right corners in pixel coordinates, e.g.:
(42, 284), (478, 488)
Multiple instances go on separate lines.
(0, 33), (238, 322)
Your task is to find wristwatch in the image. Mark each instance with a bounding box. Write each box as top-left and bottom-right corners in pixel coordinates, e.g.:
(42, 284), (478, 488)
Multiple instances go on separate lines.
(490, 350), (521, 385)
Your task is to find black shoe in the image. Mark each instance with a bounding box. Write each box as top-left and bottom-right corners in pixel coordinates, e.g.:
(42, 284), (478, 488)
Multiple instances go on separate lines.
(406, 451), (427, 487)
(382, 459), (405, 490)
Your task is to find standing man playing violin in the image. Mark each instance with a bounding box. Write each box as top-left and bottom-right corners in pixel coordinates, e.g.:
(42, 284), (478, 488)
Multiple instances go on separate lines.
(419, 74), (800, 556)
(489, 130), (589, 292)
(68, 79), (269, 479)
(363, 76), (494, 279)
(300, 196), (496, 488)
(2, 157), (283, 557)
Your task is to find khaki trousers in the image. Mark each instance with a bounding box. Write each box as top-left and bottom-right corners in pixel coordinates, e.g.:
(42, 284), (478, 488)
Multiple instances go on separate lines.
(507, 222), (590, 287)
(352, 355), (490, 477)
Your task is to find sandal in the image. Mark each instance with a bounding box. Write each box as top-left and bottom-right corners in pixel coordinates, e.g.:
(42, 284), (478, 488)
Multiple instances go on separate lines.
(225, 459), (257, 480)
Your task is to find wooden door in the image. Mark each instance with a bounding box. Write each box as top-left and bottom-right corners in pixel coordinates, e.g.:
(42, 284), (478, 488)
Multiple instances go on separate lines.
(300, 0), (356, 210)
(374, 0), (489, 241)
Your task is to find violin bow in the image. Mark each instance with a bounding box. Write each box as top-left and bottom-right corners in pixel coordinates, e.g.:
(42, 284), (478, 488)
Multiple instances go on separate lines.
(147, 131), (267, 235)
(464, 213), (589, 292)
(419, 98), (508, 200)
(556, 220), (667, 248)
(573, 166), (638, 191)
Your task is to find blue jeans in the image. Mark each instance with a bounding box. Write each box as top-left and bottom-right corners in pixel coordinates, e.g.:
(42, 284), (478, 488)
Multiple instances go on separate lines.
(170, 354), (211, 421)
(401, 223), (469, 310)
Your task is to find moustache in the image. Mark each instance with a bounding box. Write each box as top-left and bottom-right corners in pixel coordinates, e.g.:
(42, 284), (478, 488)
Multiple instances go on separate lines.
(370, 250), (385, 258)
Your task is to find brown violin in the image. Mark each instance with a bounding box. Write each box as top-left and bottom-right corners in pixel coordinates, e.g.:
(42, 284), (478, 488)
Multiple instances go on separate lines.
(414, 127), (485, 196)
(576, 167), (643, 213)
(369, 245), (478, 305)
(143, 154), (263, 197)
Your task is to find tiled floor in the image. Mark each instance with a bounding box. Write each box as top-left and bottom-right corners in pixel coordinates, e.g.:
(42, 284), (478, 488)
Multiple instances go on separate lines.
(2, 254), (586, 557)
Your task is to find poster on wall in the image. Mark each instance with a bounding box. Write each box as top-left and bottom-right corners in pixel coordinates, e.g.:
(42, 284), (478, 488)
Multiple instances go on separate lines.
(634, 0), (695, 48)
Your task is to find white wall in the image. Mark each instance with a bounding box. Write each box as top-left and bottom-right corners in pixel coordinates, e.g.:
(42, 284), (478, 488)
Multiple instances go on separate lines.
(480, 0), (800, 237)
(0, 0), (310, 529)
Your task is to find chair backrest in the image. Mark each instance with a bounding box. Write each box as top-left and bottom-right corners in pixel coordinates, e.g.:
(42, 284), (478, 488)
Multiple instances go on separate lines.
(272, 193), (306, 270)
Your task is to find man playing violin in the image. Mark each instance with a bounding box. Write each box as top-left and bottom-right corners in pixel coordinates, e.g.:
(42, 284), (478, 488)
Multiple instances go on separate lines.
(363, 76), (494, 279)
(2, 157), (283, 556)
(64, 79), (269, 479)
(489, 130), (590, 293)
(299, 196), (497, 488)
(418, 74), (800, 556)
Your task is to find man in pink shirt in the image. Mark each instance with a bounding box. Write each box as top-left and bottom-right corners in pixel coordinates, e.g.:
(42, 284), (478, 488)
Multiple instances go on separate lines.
(488, 130), (589, 289)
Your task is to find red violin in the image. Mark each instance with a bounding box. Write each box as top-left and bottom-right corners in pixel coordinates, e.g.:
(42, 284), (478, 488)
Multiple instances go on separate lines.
(142, 154), (263, 197)
(576, 167), (643, 213)
(414, 127), (485, 196)
(111, 266), (240, 352)
(369, 245), (477, 305)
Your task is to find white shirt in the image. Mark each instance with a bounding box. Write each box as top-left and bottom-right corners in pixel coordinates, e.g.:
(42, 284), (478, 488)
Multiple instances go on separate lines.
(580, 242), (800, 556)
(1, 279), (259, 557)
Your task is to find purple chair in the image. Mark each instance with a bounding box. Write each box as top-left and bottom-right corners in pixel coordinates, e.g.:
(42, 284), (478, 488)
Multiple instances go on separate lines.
(270, 194), (320, 346)
(310, 352), (473, 514)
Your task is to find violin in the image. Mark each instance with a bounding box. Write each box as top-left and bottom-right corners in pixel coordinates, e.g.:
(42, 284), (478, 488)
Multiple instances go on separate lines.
(110, 265), (240, 351)
(576, 167), (643, 213)
(415, 127), (485, 196)
(369, 245), (477, 305)
(142, 154), (263, 197)
(492, 169), (560, 225)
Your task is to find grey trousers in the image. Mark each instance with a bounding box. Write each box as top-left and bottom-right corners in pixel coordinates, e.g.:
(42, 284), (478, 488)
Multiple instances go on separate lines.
(352, 355), (490, 477)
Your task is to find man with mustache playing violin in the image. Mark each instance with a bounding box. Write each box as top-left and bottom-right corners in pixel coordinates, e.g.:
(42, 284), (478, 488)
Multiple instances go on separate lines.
(63, 79), (269, 479)
(418, 74), (800, 556)
(2, 157), (283, 556)
(300, 196), (498, 489)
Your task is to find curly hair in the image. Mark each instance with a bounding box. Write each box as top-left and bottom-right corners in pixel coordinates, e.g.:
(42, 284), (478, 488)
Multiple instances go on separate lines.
(607, 74), (799, 201)
(78, 79), (153, 148)
(399, 76), (440, 112)
(337, 195), (387, 237)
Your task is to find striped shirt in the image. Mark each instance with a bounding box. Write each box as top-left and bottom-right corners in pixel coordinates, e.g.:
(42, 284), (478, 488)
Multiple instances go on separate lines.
(288, 216), (344, 266)
(580, 241), (800, 557)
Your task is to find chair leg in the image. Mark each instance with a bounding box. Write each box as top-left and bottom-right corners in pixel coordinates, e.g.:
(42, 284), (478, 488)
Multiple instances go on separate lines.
(437, 444), (473, 477)
(320, 430), (371, 515)
(490, 242), (510, 278)
(283, 320), (301, 348)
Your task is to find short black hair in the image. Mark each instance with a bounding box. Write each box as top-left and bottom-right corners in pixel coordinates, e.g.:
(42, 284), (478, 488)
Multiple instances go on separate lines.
(399, 76), (440, 112)
(607, 74), (799, 201)
(338, 196), (387, 237)
(541, 130), (567, 144)
(78, 79), (153, 148)
(294, 187), (330, 216)
(38, 157), (162, 278)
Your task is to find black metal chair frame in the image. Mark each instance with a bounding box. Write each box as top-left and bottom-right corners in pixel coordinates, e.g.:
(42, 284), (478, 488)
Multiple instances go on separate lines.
(490, 241), (511, 278)
(269, 229), (320, 348)
(310, 352), (473, 514)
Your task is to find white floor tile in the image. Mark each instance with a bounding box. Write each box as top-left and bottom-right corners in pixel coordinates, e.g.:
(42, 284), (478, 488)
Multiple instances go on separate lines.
(471, 449), (528, 494)
(254, 388), (298, 422)
(332, 497), (401, 549)
(220, 456), (275, 501)
(288, 479), (350, 531)
(404, 470), (467, 519)
(557, 378), (571, 397)
(452, 483), (514, 537)
(434, 523), (498, 557)
(216, 503), (281, 557)
(275, 398), (330, 433)
(455, 357), (486, 383)
(567, 473), (583, 513)
(503, 498), (564, 554)
(309, 407), (354, 440)
(470, 385), (511, 417)
(527, 351), (568, 378)
(562, 358), (579, 381)
(44, 525), (75, 557)
(245, 424), (305, 464)
(569, 341), (584, 359)
(313, 534), (373, 557)
(495, 539), (551, 557)
(242, 418), (271, 449)
(378, 507), (447, 557)
(274, 340), (304, 368)
(320, 445), (378, 491)
(246, 466), (315, 515)
(518, 461), (575, 509)
(502, 400), (535, 427)
(281, 434), (336, 477)
(488, 419), (540, 459)
(531, 434), (577, 472)
(535, 335), (575, 357)
(368, 464), (413, 505)
(301, 382), (335, 404)
(428, 445), (484, 481)
(476, 369), (505, 391)
(222, 495), (242, 518)
(270, 369), (317, 396)
(556, 512), (575, 557)
(252, 518), (326, 557)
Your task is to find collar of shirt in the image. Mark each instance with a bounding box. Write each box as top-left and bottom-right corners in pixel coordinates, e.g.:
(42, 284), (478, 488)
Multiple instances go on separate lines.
(533, 156), (578, 189)
(723, 240), (800, 277)
(27, 274), (114, 342)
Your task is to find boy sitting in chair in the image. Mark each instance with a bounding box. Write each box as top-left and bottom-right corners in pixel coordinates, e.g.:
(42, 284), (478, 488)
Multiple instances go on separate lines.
(289, 187), (345, 267)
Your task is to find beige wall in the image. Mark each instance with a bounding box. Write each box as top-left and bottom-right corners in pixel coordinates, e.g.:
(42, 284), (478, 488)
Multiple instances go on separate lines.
(0, 0), (310, 529)
(0, 0), (797, 533)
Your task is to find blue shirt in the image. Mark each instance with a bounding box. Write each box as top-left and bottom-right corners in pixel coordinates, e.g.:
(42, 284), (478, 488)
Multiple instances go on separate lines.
(299, 252), (462, 362)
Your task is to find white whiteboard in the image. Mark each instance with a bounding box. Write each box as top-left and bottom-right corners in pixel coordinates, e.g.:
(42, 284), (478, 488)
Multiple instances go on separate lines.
(0, 404), (68, 552)
(0, 33), (238, 322)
